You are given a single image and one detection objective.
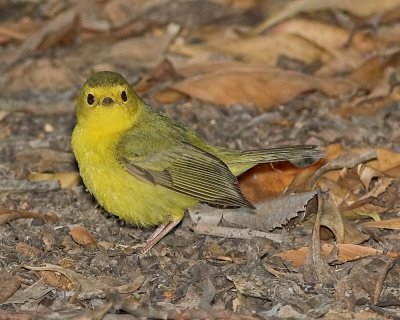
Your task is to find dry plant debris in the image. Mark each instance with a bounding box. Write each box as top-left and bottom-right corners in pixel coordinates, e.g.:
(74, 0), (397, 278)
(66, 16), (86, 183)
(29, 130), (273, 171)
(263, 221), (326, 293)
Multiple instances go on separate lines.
(0, 0), (400, 319)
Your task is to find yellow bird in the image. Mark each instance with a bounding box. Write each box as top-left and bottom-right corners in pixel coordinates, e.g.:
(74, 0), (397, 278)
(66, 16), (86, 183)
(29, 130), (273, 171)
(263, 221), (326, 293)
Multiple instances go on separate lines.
(72, 71), (324, 253)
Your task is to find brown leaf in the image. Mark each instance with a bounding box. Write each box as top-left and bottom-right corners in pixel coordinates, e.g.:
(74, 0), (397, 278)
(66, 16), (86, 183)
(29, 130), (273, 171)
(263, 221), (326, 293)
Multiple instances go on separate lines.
(349, 51), (400, 90)
(252, 0), (400, 34)
(29, 172), (81, 189)
(153, 89), (183, 104)
(275, 243), (399, 267)
(6, 6), (78, 68)
(239, 162), (302, 202)
(320, 193), (370, 244)
(0, 271), (21, 303)
(303, 192), (338, 285)
(362, 219), (400, 230)
(15, 242), (42, 260)
(0, 18), (36, 44)
(274, 18), (383, 53)
(172, 33), (329, 65)
(69, 225), (97, 247)
(24, 264), (145, 295)
(171, 67), (356, 109)
(368, 148), (400, 176)
(40, 270), (74, 290)
(105, 26), (179, 68)
(0, 209), (58, 226)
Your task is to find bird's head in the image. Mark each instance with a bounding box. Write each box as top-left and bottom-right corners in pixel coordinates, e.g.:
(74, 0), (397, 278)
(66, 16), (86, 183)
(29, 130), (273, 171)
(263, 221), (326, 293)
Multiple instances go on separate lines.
(76, 71), (139, 132)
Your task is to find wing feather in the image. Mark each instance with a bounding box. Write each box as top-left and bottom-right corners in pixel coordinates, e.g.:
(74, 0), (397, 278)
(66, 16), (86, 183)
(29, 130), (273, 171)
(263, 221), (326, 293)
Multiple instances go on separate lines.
(121, 141), (254, 209)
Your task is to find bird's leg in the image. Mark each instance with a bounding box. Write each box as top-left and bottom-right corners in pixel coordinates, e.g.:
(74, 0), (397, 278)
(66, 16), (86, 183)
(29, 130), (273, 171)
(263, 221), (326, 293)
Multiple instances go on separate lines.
(141, 220), (181, 255)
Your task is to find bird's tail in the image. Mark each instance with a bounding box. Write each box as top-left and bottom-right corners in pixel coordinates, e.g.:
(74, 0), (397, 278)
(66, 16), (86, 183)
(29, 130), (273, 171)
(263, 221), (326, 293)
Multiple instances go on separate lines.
(218, 145), (325, 176)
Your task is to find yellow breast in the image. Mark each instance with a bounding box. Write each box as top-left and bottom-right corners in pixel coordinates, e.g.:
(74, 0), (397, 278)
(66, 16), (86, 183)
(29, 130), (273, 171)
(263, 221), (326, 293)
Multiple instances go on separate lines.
(71, 125), (196, 227)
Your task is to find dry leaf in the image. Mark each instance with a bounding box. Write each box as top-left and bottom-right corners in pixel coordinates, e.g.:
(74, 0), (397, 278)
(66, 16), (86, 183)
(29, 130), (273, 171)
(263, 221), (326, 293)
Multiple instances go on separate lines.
(13, 148), (76, 179)
(274, 18), (383, 53)
(368, 148), (400, 176)
(315, 148), (377, 182)
(5, 58), (76, 94)
(0, 209), (58, 225)
(171, 67), (356, 109)
(349, 51), (400, 90)
(0, 17), (38, 40)
(153, 89), (183, 104)
(40, 270), (74, 290)
(4, 279), (52, 304)
(362, 219), (400, 230)
(286, 163), (325, 193)
(69, 225), (97, 247)
(24, 264), (145, 295)
(275, 243), (399, 267)
(252, 0), (400, 34)
(15, 242), (42, 260)
(223, 191), (318, 231)
(320, 193), (369, 244)
(173, 33), (329, 65)
(6, 6), (78, 68)
(29, 172), (81, 189)
(0, 271), (21, 303)
(192, 224), (283, 243)
(105, 25), (179, 68)
(239, 162), (304, 202)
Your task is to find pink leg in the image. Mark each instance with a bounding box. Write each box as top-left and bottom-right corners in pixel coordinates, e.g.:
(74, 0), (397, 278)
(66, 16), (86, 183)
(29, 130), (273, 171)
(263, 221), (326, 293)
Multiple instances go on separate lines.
(141, 220), (181, 255)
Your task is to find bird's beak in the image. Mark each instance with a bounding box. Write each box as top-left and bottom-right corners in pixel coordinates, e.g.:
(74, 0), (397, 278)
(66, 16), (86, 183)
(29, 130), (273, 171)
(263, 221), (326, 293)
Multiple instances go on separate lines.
(102, 97), (114, 106)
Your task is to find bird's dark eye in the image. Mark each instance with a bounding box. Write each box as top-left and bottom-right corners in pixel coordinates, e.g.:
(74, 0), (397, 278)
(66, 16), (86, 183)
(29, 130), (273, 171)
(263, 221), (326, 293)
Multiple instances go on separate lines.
(121, 91), (127, 102)
(87, 94), (95, 105)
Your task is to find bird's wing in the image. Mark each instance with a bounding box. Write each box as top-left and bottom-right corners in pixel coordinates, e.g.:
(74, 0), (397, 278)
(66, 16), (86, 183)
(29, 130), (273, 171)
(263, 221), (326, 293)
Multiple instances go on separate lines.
(118, 128), (254, 208)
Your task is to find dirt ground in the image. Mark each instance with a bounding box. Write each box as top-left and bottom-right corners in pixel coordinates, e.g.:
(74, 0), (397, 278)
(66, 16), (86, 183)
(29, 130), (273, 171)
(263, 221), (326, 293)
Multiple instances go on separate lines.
(0, 1), (400, 319)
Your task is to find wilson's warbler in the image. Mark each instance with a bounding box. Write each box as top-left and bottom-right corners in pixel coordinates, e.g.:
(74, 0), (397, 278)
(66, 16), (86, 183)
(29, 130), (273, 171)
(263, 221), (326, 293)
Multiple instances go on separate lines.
(72, 71), (324, 253)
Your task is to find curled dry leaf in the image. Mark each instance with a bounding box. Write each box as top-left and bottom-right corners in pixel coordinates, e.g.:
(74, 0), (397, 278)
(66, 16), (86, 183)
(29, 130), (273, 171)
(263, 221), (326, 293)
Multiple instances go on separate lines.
(171, 67), (356, 109)
(335, 165), (393, 221)
(319, 193), (369, 244)
(304, 192), (338, 285)
(69, 225), (97, 247)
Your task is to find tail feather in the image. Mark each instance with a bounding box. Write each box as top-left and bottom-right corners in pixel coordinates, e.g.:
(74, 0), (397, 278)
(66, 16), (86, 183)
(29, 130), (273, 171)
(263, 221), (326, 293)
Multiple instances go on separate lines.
(219, 145), (325, 176)
(238, 145), (325, 163)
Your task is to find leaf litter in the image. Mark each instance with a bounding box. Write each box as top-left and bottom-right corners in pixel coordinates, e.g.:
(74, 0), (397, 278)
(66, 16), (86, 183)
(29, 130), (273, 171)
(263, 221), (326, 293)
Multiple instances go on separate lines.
(0, 0), (400, 319)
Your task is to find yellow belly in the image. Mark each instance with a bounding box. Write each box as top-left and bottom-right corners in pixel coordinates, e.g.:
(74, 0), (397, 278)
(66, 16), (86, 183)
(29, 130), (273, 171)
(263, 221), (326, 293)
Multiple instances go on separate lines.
(71, 126), (197, 227)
